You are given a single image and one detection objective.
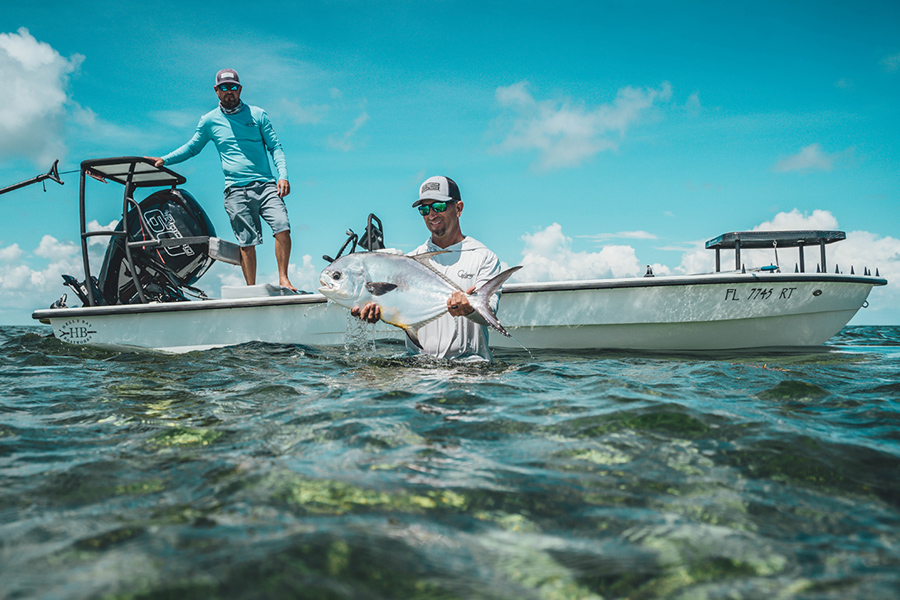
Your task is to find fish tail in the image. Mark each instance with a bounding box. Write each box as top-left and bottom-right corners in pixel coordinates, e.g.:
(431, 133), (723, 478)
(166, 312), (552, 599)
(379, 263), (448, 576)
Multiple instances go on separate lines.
(470, 266), (522, 337)
(402, 325), (423, 349)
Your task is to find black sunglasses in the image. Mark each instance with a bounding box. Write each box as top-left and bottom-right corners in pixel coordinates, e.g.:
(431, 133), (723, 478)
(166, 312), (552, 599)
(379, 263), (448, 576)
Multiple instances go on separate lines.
(217, 84), (240, 92)
(417, 201), (455, 216)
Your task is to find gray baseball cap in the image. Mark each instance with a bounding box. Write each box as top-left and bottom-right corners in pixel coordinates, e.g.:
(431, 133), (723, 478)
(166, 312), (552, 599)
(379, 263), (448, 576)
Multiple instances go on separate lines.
(215, 69), (241, 87)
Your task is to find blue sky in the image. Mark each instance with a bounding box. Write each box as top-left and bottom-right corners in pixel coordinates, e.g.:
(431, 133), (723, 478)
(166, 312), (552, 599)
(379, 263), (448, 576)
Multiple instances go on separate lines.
(1, 0), (898, 325)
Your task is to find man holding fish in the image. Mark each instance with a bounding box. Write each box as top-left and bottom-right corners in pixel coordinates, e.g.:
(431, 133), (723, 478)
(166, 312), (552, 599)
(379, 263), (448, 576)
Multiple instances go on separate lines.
(320, 175), (518, 361)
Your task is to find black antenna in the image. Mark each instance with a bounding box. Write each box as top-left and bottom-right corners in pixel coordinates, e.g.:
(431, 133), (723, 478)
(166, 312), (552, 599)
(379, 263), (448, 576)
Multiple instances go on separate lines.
(0, 160), (65, 196)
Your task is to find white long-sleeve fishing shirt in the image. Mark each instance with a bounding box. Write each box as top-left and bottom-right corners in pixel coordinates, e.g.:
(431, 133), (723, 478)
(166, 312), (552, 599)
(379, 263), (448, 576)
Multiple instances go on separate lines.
(407, 236), (502, 361)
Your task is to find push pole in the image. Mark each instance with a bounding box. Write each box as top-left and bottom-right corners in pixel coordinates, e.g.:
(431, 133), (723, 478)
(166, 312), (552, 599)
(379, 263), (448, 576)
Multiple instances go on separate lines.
(0, 160), (64, 196)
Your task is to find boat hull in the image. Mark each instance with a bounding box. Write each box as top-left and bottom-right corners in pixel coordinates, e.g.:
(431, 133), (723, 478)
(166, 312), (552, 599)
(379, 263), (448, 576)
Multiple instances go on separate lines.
(33, 272), (885, 353)
(495, 273), (882, 350)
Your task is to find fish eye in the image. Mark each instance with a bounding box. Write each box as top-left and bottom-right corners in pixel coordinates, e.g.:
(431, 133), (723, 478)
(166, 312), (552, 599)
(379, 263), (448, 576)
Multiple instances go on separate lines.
(332, 271), (342, 280)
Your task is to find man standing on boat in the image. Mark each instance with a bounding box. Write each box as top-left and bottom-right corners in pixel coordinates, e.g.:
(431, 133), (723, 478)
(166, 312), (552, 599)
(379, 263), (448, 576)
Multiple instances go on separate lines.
(351, 176), (503, 361)
(148, 69), (296, 291)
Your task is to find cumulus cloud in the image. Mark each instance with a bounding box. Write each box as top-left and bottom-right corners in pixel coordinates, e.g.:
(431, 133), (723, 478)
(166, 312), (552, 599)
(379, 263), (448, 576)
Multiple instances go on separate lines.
(86, 219), (120, 246)
(753, 208), (838, 231)
(35, 235), (79, 259)
(0, 264), (37, 291)
(494, 81), (672, 170)
(513, 223), (642, 282)
(287, 254), (320, 292)
(831, 230), (900, 279)
(0, 243), (23, 262)
(0, 28), (83, 166)
(673, 240), (716, 275)
(773, 143), (847, 173)
(0, 235), (84, 302)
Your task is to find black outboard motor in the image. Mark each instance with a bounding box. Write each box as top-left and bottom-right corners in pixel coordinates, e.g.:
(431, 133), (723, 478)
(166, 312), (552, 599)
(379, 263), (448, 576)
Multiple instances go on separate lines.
(97, 189), (216, 304)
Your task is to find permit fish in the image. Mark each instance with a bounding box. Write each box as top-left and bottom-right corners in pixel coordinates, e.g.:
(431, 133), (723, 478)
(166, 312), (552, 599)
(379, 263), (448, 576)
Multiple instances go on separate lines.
(318, 251), (521, 348)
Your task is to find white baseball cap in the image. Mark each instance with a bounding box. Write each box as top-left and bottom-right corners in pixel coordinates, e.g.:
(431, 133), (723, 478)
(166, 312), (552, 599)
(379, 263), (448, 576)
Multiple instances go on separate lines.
(413, 176), (461, 207)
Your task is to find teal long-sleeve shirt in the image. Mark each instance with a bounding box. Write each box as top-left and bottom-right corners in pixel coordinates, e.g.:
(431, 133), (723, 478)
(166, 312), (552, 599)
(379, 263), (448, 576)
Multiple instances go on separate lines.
(162, 103), (288, 190)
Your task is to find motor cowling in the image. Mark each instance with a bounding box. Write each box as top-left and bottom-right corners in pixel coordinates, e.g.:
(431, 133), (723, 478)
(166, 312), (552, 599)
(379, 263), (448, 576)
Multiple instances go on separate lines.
(97, 188), (216, 305)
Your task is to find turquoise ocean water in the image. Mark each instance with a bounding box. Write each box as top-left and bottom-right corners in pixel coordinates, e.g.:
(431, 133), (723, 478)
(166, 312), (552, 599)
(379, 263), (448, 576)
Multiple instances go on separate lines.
(1, 325), (899, 599)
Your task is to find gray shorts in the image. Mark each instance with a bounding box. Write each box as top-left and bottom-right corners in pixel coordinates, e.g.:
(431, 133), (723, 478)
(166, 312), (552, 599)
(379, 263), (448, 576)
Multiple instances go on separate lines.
(223, 181), (290, 247)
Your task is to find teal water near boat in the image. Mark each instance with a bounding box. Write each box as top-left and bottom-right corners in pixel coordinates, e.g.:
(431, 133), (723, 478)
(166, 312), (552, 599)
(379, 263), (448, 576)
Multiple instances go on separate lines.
(2, 325), (899, 598)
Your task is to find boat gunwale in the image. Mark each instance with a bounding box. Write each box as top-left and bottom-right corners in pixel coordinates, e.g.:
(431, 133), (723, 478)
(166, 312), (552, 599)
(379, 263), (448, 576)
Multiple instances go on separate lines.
(501, 272), (887, 294)
(32, 271), (886, 321)
(32, 292), (329, 320)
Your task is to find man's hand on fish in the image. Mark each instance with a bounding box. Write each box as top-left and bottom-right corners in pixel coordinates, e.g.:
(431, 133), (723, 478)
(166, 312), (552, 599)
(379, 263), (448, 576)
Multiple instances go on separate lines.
(321, 252), (520, 342)
(351, 303), (381, 324)
(351, 286), (476, 323)
(447, 288), (476, 317)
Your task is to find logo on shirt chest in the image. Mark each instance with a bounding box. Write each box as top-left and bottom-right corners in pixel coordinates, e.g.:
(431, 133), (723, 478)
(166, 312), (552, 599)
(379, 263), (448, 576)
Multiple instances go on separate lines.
(458, 270), (474, 279)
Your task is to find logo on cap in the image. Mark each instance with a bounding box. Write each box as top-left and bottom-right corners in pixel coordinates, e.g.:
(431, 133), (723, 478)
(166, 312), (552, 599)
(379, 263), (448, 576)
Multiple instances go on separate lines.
(421, 182), (441, 194)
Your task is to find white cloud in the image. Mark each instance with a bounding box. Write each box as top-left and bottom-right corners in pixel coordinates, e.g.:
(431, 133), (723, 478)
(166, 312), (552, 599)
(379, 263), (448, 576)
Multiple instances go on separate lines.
(288, 254), (320, 292)
(831, 230), (900, 279)
(753, 208), (838, 231)
(494, 81), (672, 170)
(674, 241), (716, 275)
(0, 28), (83, 166)
(513, 223), (642, 282)
(0, 264), (35, 290)
(35, 235), (79, 259)
(773, 143), (847, 173)
(0, 243), (23, 262)
(87, 219), (120, 246)
(0, 235), (83, 298)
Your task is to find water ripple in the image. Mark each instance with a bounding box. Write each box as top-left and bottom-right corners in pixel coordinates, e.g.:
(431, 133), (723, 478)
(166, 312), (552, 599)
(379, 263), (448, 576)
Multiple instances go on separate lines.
(1, 325), (899, 598)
